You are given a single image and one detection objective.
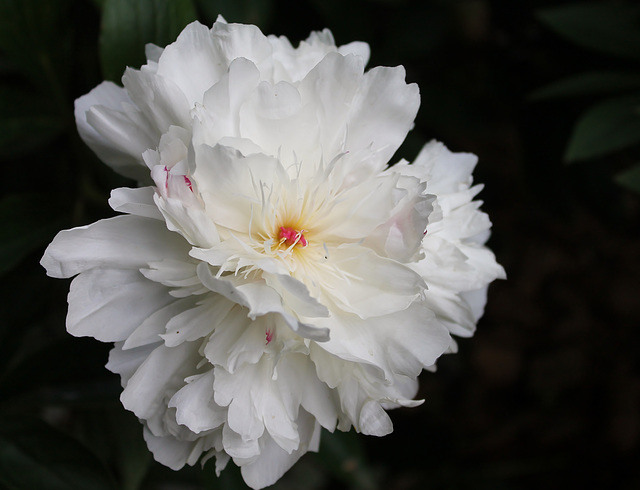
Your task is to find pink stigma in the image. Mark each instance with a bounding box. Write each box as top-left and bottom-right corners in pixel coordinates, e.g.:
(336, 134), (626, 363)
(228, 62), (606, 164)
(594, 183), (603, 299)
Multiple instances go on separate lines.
(279, 226), (308, 247)
(184, 176), (193, 191)
(265, 329), (273, 345)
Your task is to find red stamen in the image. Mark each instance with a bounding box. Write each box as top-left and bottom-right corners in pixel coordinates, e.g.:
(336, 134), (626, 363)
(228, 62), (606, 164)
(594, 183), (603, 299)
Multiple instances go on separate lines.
(279, 226), (308, 247)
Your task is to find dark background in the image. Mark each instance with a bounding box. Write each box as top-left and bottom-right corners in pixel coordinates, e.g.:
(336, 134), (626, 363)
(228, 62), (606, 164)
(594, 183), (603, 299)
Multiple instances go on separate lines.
(1, 0), (639, 489)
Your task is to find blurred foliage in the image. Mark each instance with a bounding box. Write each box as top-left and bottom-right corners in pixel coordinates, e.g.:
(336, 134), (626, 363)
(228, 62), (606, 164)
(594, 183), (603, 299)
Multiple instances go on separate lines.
(535, 1), (640, 193)
(0, 0), (639, 489)
(100, 0), (198, 82)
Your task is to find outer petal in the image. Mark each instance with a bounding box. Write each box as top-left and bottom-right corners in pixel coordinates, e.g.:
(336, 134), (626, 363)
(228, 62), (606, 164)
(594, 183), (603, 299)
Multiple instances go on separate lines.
(274, 353), (338, 432)
(108, 187), (164, 220)
(74, 82), (151, 181)
(120, 342), (201, 431)
(409, 140), (478, 195)
(169, 370), (227, 433)
(122, 67), (191, 134)
(143, 426), (219, 470)
(239, 411), (321, 490)
(340, 65), (420, 176)
(316, 302), (451, 382)
(67, 268), (174, 342)
(41, 215), (189, 278)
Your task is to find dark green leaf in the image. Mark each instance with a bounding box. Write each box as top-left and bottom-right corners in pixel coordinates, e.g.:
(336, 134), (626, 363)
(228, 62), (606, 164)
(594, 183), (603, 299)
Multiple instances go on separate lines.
(615, 162), (640, 194)
(0, 193), (67, 276)
(565, 94), (640, 162)
(100, 0), (198, 82)
(194, 0), (273, 26)
(537, 3), (640, 61)
(0, 418), (118, 490)
(530, 72), (640, 101)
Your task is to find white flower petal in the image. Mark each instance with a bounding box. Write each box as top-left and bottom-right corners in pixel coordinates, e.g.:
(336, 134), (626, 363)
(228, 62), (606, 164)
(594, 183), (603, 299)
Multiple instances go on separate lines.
(314, 172), (402, 241)
(203, 306), (266, 372)
(194, 57), (261, 147)
(297, 52), (364, 162)
(317, 302), (451, 382)
(169, 370), (226, 433)
(108, 187), (164, 220)
(106, 342), (158, 386)
(317, 245), (424, 319)
(461, 286), (489, 323)
(122, 67), (191, 133)
(341, 65), (420, 175)
(67, 268), (173, 342)
(238, 80), (316, 166)
(192, 144), (287, 233)
(74, 81), (150, 181)
(240, 411), (320, 490)
(359, 400), (393, 436)
(85, 103), (159, 180)
(275, 353), (338, 431)
(121, 342), (200, 425)
(222, 423), (260, 460)
(42, 215), (188, 278)
(157, 21), (271, 107)
(123, 297), (199, 350)
(143, 426), (216, 470)
(161, 295), (230, 347)
(338, 41), (370, 65)
(196, 263), (330, 341)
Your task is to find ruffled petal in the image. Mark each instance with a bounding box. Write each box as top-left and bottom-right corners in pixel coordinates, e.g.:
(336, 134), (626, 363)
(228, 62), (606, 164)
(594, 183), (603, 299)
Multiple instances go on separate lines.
(239, 411), (320, 490)
(120, 342), (201, 428)
(156, 21), (272, 107)
(169, 370), (226, 433)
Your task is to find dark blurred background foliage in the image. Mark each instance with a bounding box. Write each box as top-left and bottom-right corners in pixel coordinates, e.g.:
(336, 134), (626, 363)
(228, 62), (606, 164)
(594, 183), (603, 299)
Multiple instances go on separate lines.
(1, 0), (639, 489)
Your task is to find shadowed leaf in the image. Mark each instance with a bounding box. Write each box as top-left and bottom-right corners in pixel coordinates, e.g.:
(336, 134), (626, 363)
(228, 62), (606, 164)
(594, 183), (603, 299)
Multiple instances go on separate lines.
(531, 72), (640, 100)
(565, 95), (640, 162)
(537, 3), (640, 62)
(615, 162), (640, 194)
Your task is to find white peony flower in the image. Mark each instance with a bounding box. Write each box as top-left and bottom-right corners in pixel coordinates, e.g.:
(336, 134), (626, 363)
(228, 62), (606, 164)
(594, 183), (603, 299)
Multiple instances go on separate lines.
(41, 17), (505, 489)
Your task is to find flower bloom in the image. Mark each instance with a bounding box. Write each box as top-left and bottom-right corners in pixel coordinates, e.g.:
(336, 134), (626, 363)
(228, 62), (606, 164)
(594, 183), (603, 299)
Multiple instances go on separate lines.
(41, 18), (505, 489)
